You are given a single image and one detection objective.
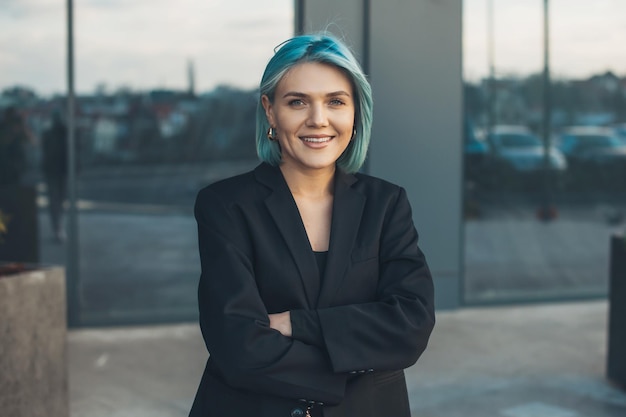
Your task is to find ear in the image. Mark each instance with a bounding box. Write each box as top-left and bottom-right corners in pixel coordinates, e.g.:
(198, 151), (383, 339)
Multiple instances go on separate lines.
(261, 95), (276, 127)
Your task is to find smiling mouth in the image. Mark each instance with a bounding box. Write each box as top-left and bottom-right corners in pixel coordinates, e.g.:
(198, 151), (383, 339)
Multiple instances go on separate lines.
(301, 136), (333, 143)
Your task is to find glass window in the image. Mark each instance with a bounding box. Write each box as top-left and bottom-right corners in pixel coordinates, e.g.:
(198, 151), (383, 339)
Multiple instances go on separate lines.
(463, 0), (626, 303)
(1, 1), (294, 325)
(0, 2), (66, 269)
(74, 0), (293, 324)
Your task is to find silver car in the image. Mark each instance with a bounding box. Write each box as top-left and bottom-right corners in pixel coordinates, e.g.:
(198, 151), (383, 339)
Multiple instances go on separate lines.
(487, 125), (567, 173)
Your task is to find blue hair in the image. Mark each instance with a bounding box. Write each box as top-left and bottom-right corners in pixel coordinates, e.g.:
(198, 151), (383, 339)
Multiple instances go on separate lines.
(256, 33), (373, 174)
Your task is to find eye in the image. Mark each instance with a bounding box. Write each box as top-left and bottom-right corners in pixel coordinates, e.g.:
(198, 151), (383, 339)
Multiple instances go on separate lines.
(288, 99), (305, 107)
(329, 98), (346, 106)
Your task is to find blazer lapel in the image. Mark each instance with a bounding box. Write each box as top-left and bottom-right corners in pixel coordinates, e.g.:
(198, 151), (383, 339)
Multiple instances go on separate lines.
(317, 169), (365, 308)
(256, 164), (320, 308)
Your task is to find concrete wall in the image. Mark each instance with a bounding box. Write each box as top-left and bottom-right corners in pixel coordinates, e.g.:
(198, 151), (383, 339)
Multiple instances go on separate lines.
(298, 0), (464, 309)
(0, 267), (68, 417)
(297, 0), (365, 61)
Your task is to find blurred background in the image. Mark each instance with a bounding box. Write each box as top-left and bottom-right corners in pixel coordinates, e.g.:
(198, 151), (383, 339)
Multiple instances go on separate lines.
(1, 0), (624, 324)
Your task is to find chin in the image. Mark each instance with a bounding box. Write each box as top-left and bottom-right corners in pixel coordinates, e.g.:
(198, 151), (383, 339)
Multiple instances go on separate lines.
(292, 160), (335, 171)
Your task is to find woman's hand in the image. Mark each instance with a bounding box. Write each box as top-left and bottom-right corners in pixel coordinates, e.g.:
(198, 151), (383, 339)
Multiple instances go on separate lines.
(268, 311), (292, 337)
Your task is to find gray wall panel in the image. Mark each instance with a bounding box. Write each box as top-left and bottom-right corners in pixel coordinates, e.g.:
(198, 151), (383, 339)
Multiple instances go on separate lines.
(368, 0), (463, 309)
(298, 0), (365, 61)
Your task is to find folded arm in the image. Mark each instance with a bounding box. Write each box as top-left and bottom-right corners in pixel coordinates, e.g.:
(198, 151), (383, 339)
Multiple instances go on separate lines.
(289, 187), (436, 374)
(195, 188), (347, 404)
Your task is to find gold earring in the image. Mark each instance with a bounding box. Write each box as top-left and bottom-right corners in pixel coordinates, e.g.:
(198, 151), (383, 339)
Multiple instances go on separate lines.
(267, 127), (276, 141)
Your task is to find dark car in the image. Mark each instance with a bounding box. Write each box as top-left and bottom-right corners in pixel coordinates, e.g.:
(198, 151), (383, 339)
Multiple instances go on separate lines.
(464, 118), (490, 183)
(558, 127), (626, 163)
(557, 126), (626, 189)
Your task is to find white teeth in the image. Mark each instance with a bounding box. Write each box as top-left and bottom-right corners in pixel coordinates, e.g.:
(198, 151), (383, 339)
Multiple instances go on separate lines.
(302, 137), (332, 143)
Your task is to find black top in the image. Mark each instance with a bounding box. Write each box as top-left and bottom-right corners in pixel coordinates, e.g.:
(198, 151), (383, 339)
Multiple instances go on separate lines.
(291, 251), (328, 347)
(313, 250), (328, 280)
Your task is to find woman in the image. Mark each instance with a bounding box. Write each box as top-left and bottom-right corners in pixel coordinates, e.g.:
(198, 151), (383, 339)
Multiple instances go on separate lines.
(42, 111), (68, 243)
(190, 33), (435, 417)
(0, 107), (29, 186)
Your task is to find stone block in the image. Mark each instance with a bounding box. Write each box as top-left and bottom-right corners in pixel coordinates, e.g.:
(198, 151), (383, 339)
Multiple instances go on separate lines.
(0, 266), (68, 417)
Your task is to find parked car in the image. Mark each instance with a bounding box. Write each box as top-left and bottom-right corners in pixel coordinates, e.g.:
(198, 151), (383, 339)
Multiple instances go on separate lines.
(558, 126), (626, 164)
(557, 126), (626, 190)
(486, 125), (567, 173)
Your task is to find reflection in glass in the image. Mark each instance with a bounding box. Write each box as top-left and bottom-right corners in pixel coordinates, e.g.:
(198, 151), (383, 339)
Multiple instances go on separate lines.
(463, 0), (626, 303)
(0, 2), (65, 267)
(73, 1), (293, 324)
(1, 1), (294, 324)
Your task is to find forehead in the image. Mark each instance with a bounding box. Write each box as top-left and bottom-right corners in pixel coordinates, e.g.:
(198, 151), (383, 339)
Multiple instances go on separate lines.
(276, 62), (353, 94)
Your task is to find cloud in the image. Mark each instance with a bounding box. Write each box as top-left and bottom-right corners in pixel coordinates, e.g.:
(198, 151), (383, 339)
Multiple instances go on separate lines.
(463, 0), (626, 80)
(3, 0), (624, 95)
(0, 0), (60, 18)
(0, 0), (293, 95)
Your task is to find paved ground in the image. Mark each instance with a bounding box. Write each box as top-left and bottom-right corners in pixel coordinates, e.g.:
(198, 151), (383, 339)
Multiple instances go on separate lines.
(464, 216), (619, 301)
(68, 300), (626, 417)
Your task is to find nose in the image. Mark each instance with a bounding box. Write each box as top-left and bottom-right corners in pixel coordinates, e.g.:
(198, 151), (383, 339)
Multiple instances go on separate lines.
(306, 103), (329, 127)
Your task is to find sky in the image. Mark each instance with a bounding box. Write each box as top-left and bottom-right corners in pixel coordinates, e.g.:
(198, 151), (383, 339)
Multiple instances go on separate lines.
(464, 0), (626, 81)
(0, 0), (294, 95)
(1, 0), (625, 96)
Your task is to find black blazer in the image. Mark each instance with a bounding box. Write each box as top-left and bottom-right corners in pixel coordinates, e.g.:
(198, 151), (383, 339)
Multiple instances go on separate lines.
(189, 163), (435, 417)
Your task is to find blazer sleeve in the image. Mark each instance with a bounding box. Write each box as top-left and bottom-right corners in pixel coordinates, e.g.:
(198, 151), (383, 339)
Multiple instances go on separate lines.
(194, 187), (347, 404)
(291, 309), (324, 348)
(293, 187), (435, 374)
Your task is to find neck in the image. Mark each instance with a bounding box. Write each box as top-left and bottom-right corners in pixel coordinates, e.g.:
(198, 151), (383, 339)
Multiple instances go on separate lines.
(279, 164), (335, 198)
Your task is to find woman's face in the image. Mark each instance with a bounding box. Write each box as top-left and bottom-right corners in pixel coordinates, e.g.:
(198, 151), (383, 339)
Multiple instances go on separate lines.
(262, 62), (355, 175)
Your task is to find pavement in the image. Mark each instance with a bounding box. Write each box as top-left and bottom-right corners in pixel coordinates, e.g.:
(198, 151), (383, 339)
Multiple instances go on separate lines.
(67, 299), (626, 417)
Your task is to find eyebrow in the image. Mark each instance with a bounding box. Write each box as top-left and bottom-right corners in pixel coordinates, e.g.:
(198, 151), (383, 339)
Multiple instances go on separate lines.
(282, 91), (351, 99)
